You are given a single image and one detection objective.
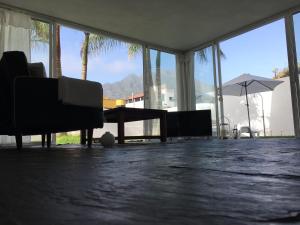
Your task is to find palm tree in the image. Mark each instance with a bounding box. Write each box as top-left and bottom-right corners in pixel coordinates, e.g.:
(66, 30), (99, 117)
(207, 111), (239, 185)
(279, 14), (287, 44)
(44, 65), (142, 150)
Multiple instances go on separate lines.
(155, 51), (162, 109)
(80, 33), (125, 81)
(142, 46), (154, 135)
(127, 45), (162, 108)
(31, 20), (49, 48)
(195, 47), (225, 62)
(81, 32), (90, 80)
(55, 25), (62, 78)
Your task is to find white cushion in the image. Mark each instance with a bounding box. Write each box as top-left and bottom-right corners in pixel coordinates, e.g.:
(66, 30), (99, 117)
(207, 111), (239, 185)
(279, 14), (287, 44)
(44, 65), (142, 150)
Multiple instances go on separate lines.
(58, 76), (103, 108)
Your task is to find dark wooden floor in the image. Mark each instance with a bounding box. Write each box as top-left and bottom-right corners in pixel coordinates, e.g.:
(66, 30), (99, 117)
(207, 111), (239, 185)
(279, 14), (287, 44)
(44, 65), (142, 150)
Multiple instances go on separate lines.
(0, 139), (300, 225)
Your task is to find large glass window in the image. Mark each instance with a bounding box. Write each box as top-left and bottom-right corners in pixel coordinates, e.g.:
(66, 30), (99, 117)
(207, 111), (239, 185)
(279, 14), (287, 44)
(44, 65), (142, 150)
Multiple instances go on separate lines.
(220, 19), (294, 137)
(194, 47), (217, 135)
(59, 25), (82, 79)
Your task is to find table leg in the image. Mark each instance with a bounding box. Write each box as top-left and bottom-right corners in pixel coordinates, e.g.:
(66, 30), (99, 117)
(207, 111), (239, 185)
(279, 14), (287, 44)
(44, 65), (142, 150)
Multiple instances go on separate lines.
(118, 112), (125, 144)
(41, 134), (45, 147)
(46, 133), (51, 148)
(87, 129), (93, 148)
(80, 129), (86, 145)
(160, 112), (167, 142)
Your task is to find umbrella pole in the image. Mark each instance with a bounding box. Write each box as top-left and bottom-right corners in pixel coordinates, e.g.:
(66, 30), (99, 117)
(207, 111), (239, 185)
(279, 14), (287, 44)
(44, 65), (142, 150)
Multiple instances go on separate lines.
(245, 86), (253, 138)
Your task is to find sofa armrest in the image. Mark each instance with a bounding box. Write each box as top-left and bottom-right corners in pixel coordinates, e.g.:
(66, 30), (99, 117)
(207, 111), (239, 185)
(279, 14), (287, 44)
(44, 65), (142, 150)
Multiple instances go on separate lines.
(58, 76), (103, 108)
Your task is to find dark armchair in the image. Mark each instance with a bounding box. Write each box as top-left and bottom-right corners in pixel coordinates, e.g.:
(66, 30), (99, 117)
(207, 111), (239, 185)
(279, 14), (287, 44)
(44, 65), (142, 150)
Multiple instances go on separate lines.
(0, 51), (103, 149)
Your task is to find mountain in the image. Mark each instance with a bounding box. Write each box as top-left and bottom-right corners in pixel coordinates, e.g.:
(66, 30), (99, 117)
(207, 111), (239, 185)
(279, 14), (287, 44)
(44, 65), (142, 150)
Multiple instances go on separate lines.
(103, 74), (143, 99)
(102, 70), (177, 99)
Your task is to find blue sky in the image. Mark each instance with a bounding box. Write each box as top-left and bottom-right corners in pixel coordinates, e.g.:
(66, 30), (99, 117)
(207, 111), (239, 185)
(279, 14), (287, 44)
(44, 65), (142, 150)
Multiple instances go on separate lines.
(32, 16), (299, 85)
(220, 18), (289, 82)
(59, 27), (143, 83)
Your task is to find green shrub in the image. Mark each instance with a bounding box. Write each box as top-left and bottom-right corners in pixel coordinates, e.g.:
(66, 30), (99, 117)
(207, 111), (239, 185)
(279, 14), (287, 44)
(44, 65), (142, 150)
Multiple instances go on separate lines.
(56, 134), (80, 145)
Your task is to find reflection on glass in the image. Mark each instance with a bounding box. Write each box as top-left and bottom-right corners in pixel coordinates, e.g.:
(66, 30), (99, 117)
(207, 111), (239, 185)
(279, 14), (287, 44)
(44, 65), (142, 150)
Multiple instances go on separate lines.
(31, 20), (50, 76)
(194, 47), (217, 135)
(141, 49), (177, 135)
(148, 50), (177, 111)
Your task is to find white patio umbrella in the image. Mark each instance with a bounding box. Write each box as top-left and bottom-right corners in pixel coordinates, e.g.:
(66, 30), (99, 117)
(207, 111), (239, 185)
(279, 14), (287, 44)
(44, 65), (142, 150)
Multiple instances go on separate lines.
(222, 74), (283, 138)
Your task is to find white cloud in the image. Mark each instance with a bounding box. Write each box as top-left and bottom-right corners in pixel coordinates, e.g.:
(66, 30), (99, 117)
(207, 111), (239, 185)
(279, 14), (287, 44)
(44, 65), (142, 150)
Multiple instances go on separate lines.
(105, 60), (136, 73)
(58, 52), (142, 82)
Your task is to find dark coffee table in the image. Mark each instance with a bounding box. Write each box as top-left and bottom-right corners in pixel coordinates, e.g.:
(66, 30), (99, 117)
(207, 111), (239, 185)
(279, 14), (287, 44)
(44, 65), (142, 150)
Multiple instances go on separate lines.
(104, 107), (167, 144)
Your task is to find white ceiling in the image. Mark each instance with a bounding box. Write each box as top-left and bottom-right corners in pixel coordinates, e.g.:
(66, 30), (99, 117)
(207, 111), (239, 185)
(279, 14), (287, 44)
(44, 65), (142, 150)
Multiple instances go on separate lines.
(1, 0), (300, 51)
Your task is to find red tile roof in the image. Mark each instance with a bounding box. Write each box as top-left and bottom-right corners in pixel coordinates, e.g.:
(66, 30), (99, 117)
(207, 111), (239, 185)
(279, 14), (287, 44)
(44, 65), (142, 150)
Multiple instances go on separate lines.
(127, 93), (144, 100)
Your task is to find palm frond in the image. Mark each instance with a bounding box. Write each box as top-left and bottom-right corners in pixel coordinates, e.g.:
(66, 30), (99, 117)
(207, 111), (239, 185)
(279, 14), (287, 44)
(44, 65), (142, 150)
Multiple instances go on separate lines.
(31, 20), (49, 49)
(219, 49), (226, 59)
(127, 43), (142, 59)
(196, 49), (208, 62)
(86, 34), (124, 57)
(196, 47), (226, 63)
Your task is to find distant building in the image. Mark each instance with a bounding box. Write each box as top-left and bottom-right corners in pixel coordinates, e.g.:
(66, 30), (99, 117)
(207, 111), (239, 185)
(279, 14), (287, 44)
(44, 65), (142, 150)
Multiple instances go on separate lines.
(160, 85), (176, 108)
(125, 93), (144, 108)
(125, 85), (176, 109)
(126, 93), (144, 104)
(103, 97), (125, 109)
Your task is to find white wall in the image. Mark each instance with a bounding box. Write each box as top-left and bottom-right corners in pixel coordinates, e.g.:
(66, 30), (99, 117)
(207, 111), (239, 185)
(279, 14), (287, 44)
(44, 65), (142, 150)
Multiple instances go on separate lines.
(125, 101), (144, 109)
(269, 77), (294, 136)
(94, 121), (145, 138)
(0, 136), (31, 145)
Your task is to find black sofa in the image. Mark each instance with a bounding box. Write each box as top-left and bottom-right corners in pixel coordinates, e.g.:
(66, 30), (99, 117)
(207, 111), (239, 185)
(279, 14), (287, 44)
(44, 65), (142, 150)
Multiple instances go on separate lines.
(0, 51), (103, 149)
(167, 110), (212, 137)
